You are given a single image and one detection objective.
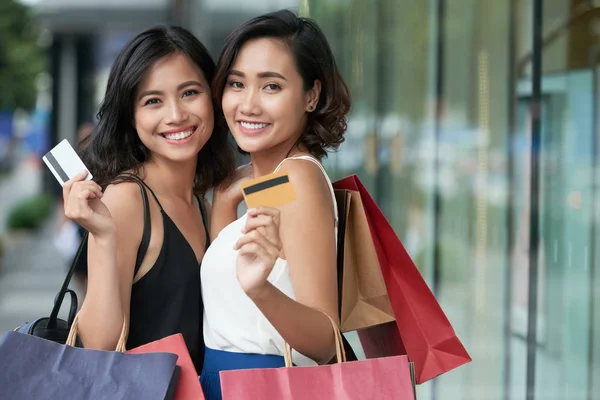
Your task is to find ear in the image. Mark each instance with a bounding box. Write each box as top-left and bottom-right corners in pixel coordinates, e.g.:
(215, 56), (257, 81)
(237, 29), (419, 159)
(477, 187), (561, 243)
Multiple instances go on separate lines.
(305, 79), (322, 112)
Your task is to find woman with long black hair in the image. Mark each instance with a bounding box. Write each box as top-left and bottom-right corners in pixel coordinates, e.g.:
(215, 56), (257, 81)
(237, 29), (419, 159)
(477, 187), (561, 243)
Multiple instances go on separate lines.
(61, 26), (281, 374)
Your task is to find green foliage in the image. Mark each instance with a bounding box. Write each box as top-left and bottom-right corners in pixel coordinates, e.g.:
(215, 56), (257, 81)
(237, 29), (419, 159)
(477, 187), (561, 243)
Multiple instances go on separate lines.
(0, 0), (47, 111)
(6, 194), (54, 231)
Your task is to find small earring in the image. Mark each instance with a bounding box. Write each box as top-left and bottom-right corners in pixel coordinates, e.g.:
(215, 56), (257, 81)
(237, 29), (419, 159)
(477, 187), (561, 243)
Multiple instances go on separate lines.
(309, 105), (314, 111)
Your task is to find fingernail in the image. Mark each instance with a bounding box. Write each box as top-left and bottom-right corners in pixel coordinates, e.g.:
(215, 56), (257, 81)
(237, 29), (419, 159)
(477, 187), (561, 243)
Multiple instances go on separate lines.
(248, 208), (256, 214)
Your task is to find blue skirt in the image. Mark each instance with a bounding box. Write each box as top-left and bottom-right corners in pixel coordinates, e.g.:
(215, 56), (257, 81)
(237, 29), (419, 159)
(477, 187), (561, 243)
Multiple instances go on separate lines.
(199, 346), (287, 400)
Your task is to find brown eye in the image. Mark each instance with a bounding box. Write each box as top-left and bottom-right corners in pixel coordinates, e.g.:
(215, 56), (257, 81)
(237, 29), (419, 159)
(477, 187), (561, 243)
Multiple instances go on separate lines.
(229, 81), (244, 89)
(144, 98), (160, 106)
(182, 89), (199, 97)
(265, 84), (280, 90)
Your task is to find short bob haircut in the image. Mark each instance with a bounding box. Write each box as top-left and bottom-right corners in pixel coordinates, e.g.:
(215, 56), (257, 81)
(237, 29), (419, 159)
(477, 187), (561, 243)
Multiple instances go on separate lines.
(80, 25), (235, 195)
(212, 9), (351, 159)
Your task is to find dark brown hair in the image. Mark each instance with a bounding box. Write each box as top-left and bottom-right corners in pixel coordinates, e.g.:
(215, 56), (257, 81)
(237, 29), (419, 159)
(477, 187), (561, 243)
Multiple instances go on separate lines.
(80, 25), (235, 195)
(212, 9), (351, 159)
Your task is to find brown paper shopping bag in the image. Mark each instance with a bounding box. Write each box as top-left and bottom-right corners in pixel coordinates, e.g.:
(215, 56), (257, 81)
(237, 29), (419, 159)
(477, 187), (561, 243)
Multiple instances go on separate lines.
(334, 189), (395, 332)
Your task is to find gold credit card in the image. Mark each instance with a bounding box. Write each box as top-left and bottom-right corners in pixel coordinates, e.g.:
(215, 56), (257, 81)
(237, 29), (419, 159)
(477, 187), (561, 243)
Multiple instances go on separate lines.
(240, 170), (297, 209)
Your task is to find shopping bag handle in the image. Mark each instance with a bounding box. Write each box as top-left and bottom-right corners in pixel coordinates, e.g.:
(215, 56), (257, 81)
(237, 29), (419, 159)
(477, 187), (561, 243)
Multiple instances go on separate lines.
(283, 310), (346, 367)
(65, 313), (129, 352)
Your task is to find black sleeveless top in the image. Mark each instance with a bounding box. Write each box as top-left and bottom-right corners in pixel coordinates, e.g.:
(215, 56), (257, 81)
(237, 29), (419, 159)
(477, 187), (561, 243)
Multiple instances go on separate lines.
(126, 182), (209, 373)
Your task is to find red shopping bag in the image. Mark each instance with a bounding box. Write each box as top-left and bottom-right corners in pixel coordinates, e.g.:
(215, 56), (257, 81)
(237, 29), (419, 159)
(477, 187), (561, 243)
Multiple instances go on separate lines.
(221, 355), (415, 400)
(127, 334), (205, 400)
(333, 175), (472, 383)
(220, 313), (416, 400)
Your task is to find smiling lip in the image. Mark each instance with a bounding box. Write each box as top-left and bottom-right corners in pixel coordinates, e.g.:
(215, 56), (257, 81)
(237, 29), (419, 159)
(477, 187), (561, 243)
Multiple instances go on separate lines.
(160, 125), (197, 145)
(238, 120), (270, 135)
(161, 125), (197, 135)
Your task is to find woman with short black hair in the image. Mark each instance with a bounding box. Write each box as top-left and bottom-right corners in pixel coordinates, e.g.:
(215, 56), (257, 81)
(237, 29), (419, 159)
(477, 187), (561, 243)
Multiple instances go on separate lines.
(201, 9), (352, 399)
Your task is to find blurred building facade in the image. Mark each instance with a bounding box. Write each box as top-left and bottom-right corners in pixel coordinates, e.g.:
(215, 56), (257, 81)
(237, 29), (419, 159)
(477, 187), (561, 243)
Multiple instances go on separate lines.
(36, 0), (600, 399)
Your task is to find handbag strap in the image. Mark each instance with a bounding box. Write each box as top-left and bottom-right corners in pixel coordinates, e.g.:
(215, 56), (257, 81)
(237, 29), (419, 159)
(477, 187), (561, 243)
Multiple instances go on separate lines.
(283, 311), (346, 367)
(47, 173), (151, 329)
(46, 234), (88, 329)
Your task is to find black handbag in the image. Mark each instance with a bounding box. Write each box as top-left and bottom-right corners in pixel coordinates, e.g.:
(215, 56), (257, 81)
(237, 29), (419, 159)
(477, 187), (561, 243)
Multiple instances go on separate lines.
(14, 174), (152, 345)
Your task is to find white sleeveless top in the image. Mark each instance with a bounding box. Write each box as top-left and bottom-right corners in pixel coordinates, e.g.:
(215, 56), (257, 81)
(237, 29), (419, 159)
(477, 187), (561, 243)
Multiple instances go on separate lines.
(201, 156), (338, 366)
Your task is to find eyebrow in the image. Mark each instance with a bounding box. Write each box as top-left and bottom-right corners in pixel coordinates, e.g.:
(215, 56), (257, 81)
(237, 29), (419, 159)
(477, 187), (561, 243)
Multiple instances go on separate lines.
(137, 80), (204, 100)
(229, 70), (287, 81)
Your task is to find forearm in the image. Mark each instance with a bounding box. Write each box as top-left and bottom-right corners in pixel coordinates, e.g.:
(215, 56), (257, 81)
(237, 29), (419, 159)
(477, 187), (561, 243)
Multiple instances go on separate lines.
(249, 283), (336, 364)
(77, 234), (126, 350)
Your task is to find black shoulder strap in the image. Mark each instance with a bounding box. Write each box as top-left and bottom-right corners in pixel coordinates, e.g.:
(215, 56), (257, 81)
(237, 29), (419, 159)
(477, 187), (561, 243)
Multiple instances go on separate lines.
(117, 173), (152, 276)
(47, 174), (151, 328)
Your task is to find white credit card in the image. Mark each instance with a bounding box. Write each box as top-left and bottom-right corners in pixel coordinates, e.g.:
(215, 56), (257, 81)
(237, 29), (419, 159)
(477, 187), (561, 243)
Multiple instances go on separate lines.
(42, 139), (93, 186)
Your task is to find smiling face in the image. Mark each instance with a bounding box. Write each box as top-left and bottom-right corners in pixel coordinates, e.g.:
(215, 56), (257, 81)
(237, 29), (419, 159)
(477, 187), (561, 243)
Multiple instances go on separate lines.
(221, 37), (320, 156)
(133, 52), (214, 165)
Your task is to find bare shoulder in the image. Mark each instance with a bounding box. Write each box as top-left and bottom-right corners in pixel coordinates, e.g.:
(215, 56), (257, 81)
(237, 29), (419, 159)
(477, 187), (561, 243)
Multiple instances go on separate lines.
(278, 157), (331, 197)
(102, 181), (145, 233)
(277, 157), (334, 222)
(103, 181), (144, 213)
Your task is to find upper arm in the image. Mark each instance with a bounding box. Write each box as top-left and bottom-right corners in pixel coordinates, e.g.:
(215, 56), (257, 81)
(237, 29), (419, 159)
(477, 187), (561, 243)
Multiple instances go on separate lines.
(87, 182), (144, 317)
(277, 160), (339, 323)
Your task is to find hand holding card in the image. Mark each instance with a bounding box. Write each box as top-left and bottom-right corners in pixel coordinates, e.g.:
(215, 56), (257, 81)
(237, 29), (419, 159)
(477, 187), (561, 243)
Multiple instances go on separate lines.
(43, 139), (114, 237)
(240, 170), (297, 209)
(62, 171), (113, 237)
(42, 139), (92, 187)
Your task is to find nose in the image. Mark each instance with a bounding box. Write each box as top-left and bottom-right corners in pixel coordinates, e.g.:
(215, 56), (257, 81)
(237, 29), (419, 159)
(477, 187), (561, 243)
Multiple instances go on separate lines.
(165, 99), (189, 124)
(238, 88), (261, 116)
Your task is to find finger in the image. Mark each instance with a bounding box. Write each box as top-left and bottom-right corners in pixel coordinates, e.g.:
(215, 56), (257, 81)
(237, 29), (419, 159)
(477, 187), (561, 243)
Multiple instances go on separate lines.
(234, 229), (280, 255)
(77, 188), (94, 200)
(242, 215), (278, 235)
(65, 198), (94, 220)
(62, 172), (86, 199)
(234, 229), (261, 250)
(242, 224), (279, 249)
(238, 242), (278, 262)
(62, 183), (71, 203)
(247, 206), (280, 225)
(70, 181), (103, 199)
(64, 171), (90, 188)
(245, 235), (280, 260)
(238, 242), (265, 258)
(70, 186), (103, 201)
(83, 184), (103, 199)
(73, 185), (103, 202)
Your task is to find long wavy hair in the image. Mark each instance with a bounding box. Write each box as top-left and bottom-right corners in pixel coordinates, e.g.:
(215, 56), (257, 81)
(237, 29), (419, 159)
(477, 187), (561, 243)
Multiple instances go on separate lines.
(80, 25), (235, 195)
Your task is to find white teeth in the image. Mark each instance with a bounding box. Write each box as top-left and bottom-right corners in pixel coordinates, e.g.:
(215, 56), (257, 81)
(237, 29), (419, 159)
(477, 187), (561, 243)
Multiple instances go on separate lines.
(240, 121), (268, 130)
(164, 129), (194, 141)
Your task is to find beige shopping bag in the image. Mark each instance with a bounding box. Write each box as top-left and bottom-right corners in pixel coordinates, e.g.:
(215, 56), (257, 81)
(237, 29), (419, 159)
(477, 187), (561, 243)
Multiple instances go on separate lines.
(334, 189), (395, 332)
